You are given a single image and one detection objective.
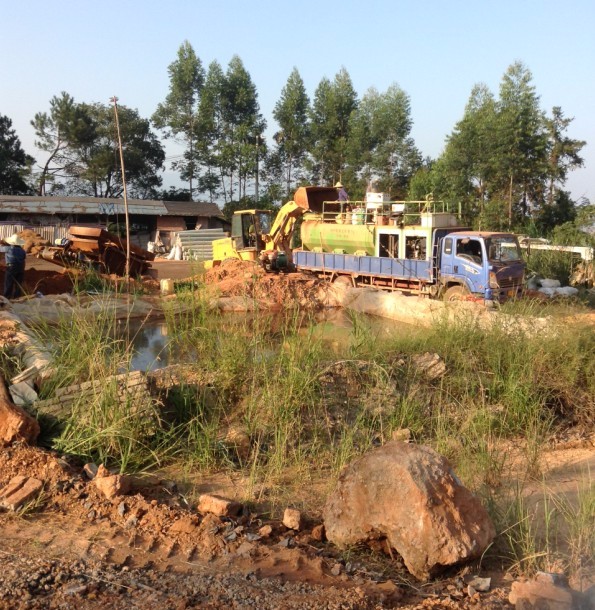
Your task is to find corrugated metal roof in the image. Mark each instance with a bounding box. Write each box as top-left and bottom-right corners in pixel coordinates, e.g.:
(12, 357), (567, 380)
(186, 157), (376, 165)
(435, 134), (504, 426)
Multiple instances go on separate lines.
(163, 200), (223, 216)
(0, 196), (223, 218)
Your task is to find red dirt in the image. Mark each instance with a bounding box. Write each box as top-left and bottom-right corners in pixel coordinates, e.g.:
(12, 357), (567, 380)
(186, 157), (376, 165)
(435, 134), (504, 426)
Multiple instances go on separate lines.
(204, 259), (325, 308)
(0, 265), (75, 296)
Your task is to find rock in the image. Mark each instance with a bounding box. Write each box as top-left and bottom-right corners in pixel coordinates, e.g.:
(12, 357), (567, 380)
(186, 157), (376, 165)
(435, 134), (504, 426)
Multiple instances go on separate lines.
(509, 576), (587, 610)
(465, 576), (491, 592)
(411, 352), (446, 381)
(0, 388), (40, 447)
(0, 475), (43, 511)
(93, 474), (131, 500)
(197, 493), (242, 518)
(95, 464), (110, 478)
(311, 524), (326, 541)
(8, 381), (38, 406)
(323, 441), (495, 580)
(391, 428), (411, 442)
(258, 524), (273, 538)
(283, 508), (303, 531)
(83, 463), (99, 480)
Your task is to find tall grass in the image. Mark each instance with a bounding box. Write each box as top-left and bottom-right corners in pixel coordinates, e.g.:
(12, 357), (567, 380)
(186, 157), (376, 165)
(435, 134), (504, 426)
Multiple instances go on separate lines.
(9, 288), (593, 577)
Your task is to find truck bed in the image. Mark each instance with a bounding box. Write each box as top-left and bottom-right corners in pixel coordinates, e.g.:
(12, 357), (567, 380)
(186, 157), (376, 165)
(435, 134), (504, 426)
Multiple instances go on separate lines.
(294, 250), (433, 282)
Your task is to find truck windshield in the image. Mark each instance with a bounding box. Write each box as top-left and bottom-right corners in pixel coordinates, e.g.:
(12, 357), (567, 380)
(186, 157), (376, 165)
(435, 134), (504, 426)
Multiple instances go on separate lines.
(486, 236), (522, 263)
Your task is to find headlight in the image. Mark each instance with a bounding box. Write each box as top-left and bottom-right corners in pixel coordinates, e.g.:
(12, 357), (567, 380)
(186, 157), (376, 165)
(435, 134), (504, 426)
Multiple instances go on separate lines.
(489, 272), (499, 289)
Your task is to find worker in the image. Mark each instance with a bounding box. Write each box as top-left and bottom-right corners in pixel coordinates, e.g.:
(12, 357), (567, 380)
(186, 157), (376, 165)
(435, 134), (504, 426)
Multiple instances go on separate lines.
(3, 233), (26, 299)
(335, 181), (349, 202)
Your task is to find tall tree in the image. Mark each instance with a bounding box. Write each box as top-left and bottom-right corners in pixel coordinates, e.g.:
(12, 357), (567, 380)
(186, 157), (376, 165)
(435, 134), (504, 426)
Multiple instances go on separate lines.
(215, 56), (266, 202)
(544, 107), (585, 206)
(272, 68), (310, 198)
(31, 92), (95, 195)
(62, 103), (165, 198)
(152, 41), (205, 199)
(308, 68), (358, 186)
(348, 84), (421, 198)
(196, 60), (225, 202)
(495, 61), (548, 226)
(0, 114), (34, 195)
(434, 84), (498, 222)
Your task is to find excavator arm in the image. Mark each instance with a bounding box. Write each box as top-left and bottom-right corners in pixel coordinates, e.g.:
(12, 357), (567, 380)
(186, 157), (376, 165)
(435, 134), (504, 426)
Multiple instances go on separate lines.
(261, 201), (305, 263)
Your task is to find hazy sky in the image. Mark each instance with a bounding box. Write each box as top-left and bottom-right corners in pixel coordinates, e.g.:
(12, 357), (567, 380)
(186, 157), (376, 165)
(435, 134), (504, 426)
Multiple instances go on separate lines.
(2, 0), (593, 201)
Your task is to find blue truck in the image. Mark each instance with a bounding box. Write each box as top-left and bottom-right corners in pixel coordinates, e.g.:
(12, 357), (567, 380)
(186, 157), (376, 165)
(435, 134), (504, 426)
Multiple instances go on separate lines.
(293, 191), (526, 303)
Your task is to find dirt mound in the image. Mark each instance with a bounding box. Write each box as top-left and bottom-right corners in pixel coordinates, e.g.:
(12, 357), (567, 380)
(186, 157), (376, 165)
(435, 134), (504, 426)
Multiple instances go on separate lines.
(18, 230), (51, 256)
(0, 266), (74, 296)
(204, 259), (325, 308)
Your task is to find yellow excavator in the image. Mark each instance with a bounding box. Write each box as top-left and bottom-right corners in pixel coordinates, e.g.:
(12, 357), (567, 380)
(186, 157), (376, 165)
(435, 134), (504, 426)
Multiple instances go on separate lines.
(207, 186), (337, 272)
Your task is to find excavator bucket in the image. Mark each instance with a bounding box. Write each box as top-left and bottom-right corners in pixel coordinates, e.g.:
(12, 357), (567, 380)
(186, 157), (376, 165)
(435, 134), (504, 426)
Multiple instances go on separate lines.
(293, 186), (339, 213)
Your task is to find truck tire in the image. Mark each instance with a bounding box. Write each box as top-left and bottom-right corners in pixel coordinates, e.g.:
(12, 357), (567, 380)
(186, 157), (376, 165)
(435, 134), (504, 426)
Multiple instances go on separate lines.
(443, 285), (469, 302)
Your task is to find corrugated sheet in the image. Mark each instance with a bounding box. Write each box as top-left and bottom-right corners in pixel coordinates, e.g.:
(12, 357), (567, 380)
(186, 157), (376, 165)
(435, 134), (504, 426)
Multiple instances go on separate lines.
(0, 224), (70, 243)
(0, 196), (223, 218)
(163, 201), (223, 216)
(0, 196), (167, 216)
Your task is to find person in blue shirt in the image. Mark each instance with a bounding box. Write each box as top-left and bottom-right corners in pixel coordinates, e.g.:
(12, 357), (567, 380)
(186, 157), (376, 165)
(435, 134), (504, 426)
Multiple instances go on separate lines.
(3, 234), (26, 299)
(335, 181), (349, 202)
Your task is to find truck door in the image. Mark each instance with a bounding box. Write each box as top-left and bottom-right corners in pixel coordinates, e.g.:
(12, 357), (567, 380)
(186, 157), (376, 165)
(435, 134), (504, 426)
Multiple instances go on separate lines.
(453, 237), (485, 292)
(441, 236), (453, 274)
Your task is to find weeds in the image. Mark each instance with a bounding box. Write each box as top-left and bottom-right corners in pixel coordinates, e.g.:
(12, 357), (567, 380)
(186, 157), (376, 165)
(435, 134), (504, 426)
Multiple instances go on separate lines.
(7, 288), (593, 581)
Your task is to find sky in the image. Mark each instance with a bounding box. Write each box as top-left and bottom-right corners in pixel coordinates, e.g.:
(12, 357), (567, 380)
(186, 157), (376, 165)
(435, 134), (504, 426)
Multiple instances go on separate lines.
(1, 0), (593, 202)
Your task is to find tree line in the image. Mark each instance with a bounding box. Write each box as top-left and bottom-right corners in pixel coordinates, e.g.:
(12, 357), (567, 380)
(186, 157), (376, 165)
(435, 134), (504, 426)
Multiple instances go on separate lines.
(0, 41), (591, 237)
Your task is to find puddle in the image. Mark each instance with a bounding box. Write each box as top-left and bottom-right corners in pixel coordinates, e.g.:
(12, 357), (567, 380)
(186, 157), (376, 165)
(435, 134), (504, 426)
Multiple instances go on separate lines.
(123, 310), (412, 372)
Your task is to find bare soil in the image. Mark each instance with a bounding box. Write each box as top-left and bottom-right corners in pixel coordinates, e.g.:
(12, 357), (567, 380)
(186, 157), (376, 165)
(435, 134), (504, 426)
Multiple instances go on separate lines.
(204, 259), (326, 309)
(0, 443), (525, 609)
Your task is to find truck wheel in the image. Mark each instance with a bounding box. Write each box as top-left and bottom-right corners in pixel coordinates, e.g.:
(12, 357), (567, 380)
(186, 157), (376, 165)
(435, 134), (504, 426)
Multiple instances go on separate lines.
(443, 285), (469, 302)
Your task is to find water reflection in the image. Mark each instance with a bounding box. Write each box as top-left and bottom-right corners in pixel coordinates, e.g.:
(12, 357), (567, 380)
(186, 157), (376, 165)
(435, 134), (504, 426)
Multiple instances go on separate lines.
(122, 310), (409, 372)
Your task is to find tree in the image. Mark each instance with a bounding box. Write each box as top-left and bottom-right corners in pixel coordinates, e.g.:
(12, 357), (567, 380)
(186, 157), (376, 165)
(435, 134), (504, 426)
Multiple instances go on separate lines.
(63, 103), (165, 198)
(545, 108), (585, 198)
(31, 92), (95, 195)
(272, 68), (310, 198)
(198, 56), (265, 203)
(196, 60), (225, 202)
(152, 41), (205, 199)
(434, 84), (498, 223)
(0, 114), (34, 195)
(495, 61), (548, 226)
(348, 84), (421, 198)
(308, 68), (358, 186)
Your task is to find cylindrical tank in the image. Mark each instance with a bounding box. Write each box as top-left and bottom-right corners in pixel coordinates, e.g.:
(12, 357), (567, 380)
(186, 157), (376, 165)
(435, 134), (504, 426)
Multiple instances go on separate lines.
(300, 218), (375, 255)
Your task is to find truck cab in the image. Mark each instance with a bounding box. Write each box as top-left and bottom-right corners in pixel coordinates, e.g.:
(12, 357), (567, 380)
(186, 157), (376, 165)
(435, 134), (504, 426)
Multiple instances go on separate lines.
(439, 232), (525, 301)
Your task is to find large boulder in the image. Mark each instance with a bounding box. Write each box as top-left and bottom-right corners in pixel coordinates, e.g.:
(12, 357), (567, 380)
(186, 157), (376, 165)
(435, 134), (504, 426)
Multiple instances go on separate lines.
(323, 441), (495, 580)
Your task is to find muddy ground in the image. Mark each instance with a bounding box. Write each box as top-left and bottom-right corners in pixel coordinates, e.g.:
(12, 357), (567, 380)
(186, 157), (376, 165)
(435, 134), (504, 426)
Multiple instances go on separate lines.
(1, 258), (594, 608)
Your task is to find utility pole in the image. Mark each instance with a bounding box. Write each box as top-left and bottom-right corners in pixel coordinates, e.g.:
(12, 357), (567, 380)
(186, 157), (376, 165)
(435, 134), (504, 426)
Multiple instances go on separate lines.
(110, 96), (131, 282)
(255, 134), (261, 204)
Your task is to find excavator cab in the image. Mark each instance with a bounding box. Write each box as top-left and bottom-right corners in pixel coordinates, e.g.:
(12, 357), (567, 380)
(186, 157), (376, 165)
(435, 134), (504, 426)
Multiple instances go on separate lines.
(231, 210), (272, 252)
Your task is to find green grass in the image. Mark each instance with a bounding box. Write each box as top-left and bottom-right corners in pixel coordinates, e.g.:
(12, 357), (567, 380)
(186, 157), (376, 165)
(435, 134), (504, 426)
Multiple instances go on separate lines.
(6, 290), (593, 579)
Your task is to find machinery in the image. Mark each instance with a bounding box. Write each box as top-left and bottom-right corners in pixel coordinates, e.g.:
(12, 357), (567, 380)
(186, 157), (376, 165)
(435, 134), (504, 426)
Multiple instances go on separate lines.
(209, 185), (526, 302)
(39, 226), (154, 277)
(208, 186), (336, 271)
(294, 189), (526, 302)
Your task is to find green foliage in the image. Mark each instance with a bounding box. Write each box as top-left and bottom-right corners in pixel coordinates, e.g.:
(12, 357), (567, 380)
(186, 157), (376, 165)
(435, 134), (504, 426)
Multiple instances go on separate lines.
(0, 114), (34, 195)
(347, 84), (421, 199)
(31, 92), (95, 195)
(432, 62), (585, 231)
(272, 68), (310, 199)
(307, 68), (358, 187)
(152, 41), (205, 198)
(32, 96), (165, 198)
